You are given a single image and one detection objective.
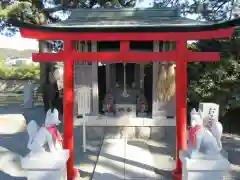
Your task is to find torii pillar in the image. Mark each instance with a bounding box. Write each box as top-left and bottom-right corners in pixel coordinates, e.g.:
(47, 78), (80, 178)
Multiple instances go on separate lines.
(63, 40), (79, 179)
(173, 40), (188, 178)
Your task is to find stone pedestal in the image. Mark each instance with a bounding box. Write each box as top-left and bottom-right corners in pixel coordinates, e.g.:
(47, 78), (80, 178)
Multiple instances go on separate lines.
(105, 112), (114, 116)
(137, 112), (147, 117)
(180, 150), (231, 180)
(115, 104), (136, 118)
(135, 127), (150, 140)
(24, 82), (34, 108)
(21, 150), (69, 180)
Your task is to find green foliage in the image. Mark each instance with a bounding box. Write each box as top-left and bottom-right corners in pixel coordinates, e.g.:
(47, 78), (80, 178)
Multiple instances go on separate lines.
(188, 38), (240, 116)
(0, 1), (32, 20)
(0, 62), (40, 80)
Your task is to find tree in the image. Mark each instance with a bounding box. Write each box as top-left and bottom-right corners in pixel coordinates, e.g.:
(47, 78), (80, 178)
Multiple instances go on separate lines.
(186, 0), (240, 131)
(0, 0), (67, 113)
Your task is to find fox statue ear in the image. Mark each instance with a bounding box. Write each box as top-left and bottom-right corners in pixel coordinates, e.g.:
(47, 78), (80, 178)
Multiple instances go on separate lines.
(198, 109), (203, 119)
(191, 108), (197, 115)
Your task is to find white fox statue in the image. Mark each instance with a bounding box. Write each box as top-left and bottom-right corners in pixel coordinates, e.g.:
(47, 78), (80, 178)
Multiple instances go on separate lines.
(26, 108), (63, 156)
(187, 108), (223, 158)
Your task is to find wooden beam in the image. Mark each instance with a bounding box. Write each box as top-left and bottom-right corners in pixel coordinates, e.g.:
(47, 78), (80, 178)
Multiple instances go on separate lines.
(32, 52), (65, 62)
(20, 28), (234, 41)
(187, 52), (220, 62)
(32, 51), (220, 62)
(120, 41), (130, 52)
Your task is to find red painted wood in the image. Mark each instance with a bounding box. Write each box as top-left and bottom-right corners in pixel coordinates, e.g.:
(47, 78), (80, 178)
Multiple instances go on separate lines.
(187, 52), (220, 62)
(120, 41), (130, 52)
(32, 51), (176, 62)
(20, 28), (234, 41)
(32, 51), (219, 62)
(62, 40), (76, 180)
(173, 40), (188, 180)
(32, 52), (64, 62)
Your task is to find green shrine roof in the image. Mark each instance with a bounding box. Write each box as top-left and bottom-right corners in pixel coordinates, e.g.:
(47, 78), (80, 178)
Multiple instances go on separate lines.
(8, 8), (240, 32)
(48, 8), (204, 28)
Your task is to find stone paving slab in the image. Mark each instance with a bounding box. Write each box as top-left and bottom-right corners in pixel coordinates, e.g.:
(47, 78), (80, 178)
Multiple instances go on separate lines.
(92, 139), (125, 179)
(76, 140), (103, 180)
(93, 139), (162, 180)
(124, 140), (158, 179)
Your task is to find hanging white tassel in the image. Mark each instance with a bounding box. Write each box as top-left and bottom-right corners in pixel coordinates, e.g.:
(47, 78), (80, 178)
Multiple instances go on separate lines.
(122, 62), (129, 97)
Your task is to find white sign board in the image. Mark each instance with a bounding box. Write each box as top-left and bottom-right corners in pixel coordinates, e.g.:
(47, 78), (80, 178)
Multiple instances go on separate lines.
(75, 86), (91, 153)
(199, 102), (219, 130)
(76, 86), (91, 115)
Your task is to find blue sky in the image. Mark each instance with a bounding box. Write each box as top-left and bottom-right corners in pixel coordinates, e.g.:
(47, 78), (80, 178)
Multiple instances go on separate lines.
(0, 32), (38, 50)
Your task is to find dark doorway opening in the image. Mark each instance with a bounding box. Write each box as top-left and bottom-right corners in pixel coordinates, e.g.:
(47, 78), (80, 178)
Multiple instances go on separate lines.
(98, 64), (106, 114)
(144, 63), (153, 114)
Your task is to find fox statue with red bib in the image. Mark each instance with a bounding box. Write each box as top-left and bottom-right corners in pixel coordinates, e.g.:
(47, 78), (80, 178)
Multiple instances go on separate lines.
(180, 107), (230, 180)
(27, 108), (63, 154)
(21, 108), (74, 180)
(186, 108), (223, 158)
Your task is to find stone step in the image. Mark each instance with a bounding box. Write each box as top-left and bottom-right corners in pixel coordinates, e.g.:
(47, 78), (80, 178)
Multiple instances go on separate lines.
(124, 140), (158, 179)
(153, 110), (167, 118)
(85, 126), (173, 140)
(103, 127), (151, 140)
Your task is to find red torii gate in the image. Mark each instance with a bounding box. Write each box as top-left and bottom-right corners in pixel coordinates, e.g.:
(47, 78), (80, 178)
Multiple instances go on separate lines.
(10, 18), (238, 180)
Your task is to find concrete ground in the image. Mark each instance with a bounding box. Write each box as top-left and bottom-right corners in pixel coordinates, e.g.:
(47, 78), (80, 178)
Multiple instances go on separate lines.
(0, 106), (239, 180)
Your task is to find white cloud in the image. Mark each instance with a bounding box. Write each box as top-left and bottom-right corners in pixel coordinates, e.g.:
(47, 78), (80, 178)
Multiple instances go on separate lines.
(0, 32), (38, 51)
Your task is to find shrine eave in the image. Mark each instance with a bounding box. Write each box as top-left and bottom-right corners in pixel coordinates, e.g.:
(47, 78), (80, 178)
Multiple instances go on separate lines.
(7, 19), (237, 41)
(8, 18), (240, 33)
